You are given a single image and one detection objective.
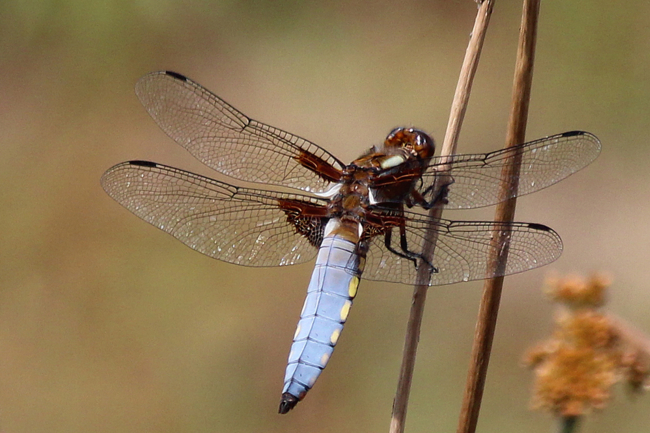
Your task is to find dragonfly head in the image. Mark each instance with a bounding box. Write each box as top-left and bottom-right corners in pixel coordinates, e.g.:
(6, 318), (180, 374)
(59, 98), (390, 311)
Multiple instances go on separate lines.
(384, 127), (435, 160)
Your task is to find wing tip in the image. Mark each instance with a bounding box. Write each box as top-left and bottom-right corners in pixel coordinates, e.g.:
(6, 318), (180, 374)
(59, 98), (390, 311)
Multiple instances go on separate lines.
(561, 130), (601, 148)
(527, 222), (563, 250)
(138, 71), (190, 86)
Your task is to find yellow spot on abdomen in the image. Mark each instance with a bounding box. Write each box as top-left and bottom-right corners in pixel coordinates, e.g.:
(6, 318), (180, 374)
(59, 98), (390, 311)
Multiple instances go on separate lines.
(340, 300), (351, 321)
(320, 353), (330, 366)
(294, 324), (301, 339)
(330, 329), (340, 345)
(348, 276), (359, 298)
(348, 277), (359, 298)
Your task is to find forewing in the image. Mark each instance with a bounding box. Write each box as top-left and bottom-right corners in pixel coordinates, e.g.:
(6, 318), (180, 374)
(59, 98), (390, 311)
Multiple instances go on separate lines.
(420, 131), (601, 209)
(362, 211), (563, 286)
(101, 161), (328, 266)
(135, 71), (345, 192)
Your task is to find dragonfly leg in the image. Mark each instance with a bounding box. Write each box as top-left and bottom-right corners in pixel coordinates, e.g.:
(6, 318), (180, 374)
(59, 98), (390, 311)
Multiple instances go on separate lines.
(384, 228), (437, 273)
(419, 177), (453, 209)
(384, 229), (417, 267)
(398, 224), (437, 273)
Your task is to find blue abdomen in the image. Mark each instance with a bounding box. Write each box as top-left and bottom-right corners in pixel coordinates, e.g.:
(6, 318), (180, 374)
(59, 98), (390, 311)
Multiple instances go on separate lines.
(279, 222), (363, 413)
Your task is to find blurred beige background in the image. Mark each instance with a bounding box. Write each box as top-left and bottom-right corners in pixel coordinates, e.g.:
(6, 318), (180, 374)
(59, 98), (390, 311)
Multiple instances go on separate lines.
(1, 1), (649, 432)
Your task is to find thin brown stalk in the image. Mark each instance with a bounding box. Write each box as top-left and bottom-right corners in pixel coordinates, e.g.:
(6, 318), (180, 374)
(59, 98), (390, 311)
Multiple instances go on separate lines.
(559, 416), (581, 433)
(456, 1), (541, 433)
(389, 2), (495, 433)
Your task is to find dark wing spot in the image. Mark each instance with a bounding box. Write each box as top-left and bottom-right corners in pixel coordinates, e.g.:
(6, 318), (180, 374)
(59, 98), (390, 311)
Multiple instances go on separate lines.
(129, 160), (158, 168)
(561, 130), (584, 138)
(164, 71), (188, 81)
(527, 222), (551, 231)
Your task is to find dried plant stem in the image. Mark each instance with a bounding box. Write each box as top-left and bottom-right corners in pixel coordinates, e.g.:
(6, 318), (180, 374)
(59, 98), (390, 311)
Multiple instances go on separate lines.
(559, 416), (580, 433)
(456, 1), (540, 433)
(388, 2), (495, 433)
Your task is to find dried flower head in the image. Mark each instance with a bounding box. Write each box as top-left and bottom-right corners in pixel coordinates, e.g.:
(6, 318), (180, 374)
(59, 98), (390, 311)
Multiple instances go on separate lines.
(544, 273), (611, 308)
(525, 274), (649, 417)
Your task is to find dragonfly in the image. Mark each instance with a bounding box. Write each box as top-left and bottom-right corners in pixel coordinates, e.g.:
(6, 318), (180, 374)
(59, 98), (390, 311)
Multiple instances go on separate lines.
(101, 71), (601, 414)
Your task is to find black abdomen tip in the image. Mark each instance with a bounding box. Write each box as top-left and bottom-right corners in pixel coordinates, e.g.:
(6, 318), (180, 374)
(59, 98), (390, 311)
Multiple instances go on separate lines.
(278, 393), (300, 414)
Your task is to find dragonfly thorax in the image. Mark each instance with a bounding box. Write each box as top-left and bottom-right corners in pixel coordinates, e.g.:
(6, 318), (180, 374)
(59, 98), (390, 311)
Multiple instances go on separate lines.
(326, 174), (371, 221)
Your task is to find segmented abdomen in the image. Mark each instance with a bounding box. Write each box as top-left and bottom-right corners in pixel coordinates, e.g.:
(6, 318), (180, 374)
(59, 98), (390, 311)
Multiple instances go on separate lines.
(279, 222), (363, 413)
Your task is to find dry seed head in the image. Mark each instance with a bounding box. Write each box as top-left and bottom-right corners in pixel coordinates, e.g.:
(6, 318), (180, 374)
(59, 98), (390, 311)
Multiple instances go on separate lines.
(544, 273), (611, 308)
(525, 273), (649, 416)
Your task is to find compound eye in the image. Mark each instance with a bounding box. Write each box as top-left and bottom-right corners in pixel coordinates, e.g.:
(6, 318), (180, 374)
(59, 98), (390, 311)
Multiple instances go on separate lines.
(411, 130), (435, 159)
(386, 127), (403, 139)
(384, 127), (407, 148)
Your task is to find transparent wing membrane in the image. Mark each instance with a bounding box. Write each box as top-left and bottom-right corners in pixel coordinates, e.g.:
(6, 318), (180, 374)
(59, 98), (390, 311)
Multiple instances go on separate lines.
(103, 72), (600, 286)
(362, 212), (562, 286)
(101, 161), (326, 267)
(136, 71), (345, 193)
(420, 131), (601, 209)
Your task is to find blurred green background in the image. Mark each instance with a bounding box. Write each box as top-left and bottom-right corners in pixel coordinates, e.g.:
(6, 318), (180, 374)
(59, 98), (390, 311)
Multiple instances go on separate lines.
(1, 0), (649, 432)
